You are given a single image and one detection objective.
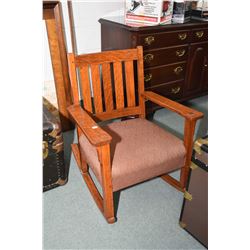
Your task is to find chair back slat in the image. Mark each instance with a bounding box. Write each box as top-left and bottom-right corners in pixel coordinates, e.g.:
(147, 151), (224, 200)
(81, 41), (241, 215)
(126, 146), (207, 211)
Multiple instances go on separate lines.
(79, 65), (92, 112)
(91, 64), (103, 113)
(113, 62), (124, 109)
(102, 63), (114, 112)
(68, 46), (145, 121)
(124, 60), (136, 107)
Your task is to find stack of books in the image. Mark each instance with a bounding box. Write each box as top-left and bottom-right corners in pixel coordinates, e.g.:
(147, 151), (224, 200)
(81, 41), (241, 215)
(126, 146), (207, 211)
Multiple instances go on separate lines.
(125, 0), (174, 26)
(124, 0), (208, 26)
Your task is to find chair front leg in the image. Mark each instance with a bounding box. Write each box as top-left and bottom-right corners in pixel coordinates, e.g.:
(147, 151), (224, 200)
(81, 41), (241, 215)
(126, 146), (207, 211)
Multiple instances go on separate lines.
(97, 144), (115, 223)
(180, 118), (197, 189)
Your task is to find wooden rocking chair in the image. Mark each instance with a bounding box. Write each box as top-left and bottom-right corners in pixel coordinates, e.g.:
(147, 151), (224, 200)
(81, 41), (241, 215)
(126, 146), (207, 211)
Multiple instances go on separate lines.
(67, 46), (203, 223)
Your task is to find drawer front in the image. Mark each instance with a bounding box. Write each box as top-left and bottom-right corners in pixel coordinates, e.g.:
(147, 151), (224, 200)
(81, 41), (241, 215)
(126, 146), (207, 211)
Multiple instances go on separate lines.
(147, 81), (184, 100)
(143, 45), (189, 68)
(191, 28), (208, 43)
(144, 62), (186, 88)
(139, 30), (191, 49)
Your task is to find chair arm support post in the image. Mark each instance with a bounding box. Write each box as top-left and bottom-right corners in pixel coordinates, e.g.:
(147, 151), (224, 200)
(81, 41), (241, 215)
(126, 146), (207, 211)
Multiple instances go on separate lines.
(141, 91), (203, 188)
(180, 118), (197, 188)
(67, 104), (112, 147)
(141, 91), (203, 121)
(97, 144), (115, 223)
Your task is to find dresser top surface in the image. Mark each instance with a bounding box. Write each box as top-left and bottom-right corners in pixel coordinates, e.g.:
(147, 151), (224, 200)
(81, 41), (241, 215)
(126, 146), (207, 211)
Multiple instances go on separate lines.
(99, 16), (208, 32)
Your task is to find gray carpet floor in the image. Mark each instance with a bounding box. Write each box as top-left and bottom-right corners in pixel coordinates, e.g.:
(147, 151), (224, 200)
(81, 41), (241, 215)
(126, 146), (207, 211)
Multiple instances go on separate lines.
(43, 95), (208, 250)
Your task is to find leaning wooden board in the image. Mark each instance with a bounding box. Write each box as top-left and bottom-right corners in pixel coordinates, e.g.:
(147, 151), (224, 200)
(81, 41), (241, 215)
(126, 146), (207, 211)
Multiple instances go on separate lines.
(179, 136), (208, 248)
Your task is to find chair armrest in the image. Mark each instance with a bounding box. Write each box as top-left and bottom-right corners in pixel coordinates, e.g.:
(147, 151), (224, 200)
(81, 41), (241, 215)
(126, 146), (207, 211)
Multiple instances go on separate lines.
(141, 91), (203, 121)
(67, 104), (112, 146)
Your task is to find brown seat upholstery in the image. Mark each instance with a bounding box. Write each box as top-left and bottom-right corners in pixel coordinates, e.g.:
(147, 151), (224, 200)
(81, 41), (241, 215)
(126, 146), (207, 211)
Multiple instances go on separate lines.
(79, 118), (186, 191)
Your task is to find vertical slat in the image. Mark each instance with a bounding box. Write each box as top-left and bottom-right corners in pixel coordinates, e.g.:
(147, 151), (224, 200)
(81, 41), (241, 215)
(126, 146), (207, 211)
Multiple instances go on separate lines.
(125, 60), (136, 107)
(137, 46), (146, 118)
(113, 62), (124, 109)
(79, 65), (92, 113)
(102, 63), (114, 111)
(91, 64), (103, 113)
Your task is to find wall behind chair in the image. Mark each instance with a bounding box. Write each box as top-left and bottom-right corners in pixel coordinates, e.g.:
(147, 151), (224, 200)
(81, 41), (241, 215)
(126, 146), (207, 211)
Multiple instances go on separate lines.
(67, 0), (125, 54)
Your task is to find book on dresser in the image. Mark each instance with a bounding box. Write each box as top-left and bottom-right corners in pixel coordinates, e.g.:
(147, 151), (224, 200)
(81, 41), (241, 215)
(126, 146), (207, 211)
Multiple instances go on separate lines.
(99, 16), (208, 114)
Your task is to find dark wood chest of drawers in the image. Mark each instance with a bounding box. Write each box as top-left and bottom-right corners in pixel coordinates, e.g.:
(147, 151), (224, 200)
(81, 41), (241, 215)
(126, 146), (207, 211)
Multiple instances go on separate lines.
(99, 17), (208, 112)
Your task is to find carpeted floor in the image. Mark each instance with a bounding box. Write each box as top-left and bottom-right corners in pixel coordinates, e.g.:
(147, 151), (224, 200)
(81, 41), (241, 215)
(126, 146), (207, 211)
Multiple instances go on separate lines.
(43, 95), (208, 250)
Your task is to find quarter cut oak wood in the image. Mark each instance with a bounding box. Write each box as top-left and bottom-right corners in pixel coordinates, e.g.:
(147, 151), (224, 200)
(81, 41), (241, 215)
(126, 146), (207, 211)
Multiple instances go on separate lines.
(67, 46), (203, 223)
(43, 1), (73, 131)
(80, 65), (93, 112)
(67, 104), (112, 146)
(74, 48), (139, 66)
(142, 91), (203, 120)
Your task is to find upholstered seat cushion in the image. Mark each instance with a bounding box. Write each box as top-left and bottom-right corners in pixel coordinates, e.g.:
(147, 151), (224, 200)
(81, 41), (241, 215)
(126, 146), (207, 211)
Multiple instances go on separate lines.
(79, 118), (186, 192)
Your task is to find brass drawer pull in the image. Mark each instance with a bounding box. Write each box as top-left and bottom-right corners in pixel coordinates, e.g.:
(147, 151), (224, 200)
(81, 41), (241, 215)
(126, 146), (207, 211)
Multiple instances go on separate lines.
(196, 31), (204, 38)
(171, 86), (181, 94)
(144, 73), (152, 82)
(144, 54), (154, 64)
(178, 33), (187, 40)
(174, 66), (183, 75)
(176, 49), (186, 57)
(144, 36), (155, 45)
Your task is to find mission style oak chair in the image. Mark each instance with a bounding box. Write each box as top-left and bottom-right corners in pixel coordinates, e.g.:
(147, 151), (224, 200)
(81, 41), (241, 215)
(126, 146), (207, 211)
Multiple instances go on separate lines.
(67, 46), (203, 223)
